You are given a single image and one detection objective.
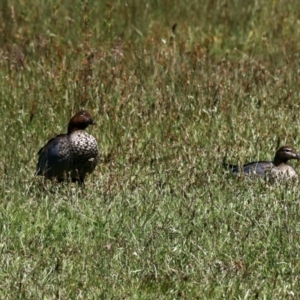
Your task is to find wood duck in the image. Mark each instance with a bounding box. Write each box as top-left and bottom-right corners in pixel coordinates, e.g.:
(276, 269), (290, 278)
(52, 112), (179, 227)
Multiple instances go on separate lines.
(224, 146), (300, 180)
(36, 111), (99, 183)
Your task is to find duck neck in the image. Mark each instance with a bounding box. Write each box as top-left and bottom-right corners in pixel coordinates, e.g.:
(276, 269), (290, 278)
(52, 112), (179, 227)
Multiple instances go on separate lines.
(273, 157), (287, 166)
(67, 126), (77, 134)
(67, 123), (82, 134)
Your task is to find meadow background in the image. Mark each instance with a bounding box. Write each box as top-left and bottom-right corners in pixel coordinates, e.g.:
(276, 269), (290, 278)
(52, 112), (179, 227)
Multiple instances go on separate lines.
(1, 0), (300, 298)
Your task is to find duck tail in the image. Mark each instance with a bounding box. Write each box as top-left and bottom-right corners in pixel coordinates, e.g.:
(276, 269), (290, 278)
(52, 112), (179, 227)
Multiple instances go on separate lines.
(222, 162), (238, 173)
(222, 149), (238, 173)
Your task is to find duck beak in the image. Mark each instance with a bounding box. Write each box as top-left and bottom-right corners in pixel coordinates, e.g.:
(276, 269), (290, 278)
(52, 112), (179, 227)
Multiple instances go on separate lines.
(295, 152), (300, 159)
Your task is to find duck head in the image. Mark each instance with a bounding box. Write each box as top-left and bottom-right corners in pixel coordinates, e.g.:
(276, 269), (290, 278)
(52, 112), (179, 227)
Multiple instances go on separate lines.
(67, 110), (95, 134)
(273, 146), (300, 165)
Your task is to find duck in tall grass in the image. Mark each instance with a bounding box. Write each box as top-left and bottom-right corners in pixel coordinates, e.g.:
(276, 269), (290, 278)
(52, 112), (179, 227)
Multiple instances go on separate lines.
(36, 110), (99, 183)
(224, 146), (300, 180)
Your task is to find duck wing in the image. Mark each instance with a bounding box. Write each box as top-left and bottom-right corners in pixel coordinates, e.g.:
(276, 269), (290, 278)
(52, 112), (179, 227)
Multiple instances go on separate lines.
(224, 161), (274, 176)
(37, 134), (67, 156)
(36, 134), (70, 178)
(241, 161), (273, 176)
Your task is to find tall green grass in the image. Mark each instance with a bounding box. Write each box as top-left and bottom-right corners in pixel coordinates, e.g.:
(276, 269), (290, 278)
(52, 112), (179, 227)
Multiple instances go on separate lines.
(1, 0), (300, 298)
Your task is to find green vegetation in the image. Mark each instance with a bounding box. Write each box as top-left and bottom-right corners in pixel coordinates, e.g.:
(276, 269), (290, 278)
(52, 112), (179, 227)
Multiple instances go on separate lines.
(1, 0), (300, 298)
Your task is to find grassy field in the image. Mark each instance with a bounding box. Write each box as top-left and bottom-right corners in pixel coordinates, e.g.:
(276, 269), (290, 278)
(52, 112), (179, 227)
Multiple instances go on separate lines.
(1, 0), (300, 298)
